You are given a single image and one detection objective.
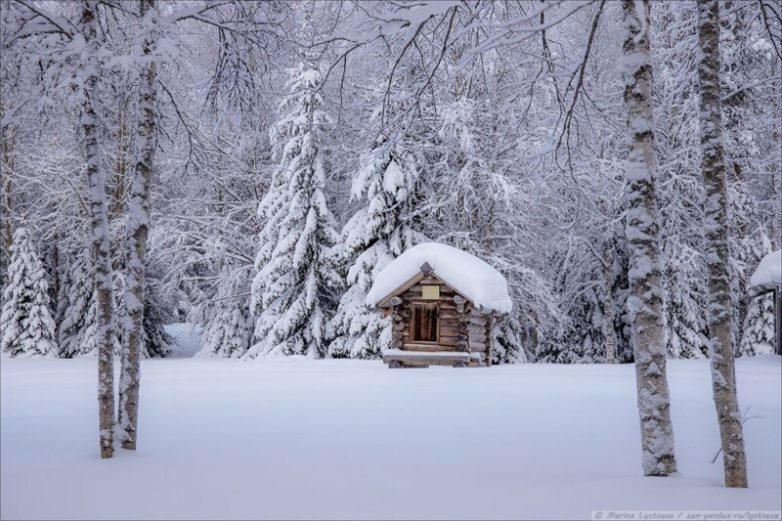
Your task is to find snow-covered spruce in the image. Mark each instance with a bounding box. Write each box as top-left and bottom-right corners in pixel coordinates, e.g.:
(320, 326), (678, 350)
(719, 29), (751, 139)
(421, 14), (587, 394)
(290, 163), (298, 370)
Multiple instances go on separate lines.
(327, 134), (424, 359)
(57, 250), (98, 358)
(140, 273), (174, 359)
(0, 228), (58, 357)
(247, 63), (340, 359)
(740, 292), (776, 356)
(662, 245), (709, 359)
(200, 272), (253, 359)
(740, 248), (780, 357)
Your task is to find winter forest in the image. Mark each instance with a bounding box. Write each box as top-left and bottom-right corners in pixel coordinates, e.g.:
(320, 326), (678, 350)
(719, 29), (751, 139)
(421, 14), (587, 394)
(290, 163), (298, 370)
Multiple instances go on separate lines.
(1, 0), (781, 519)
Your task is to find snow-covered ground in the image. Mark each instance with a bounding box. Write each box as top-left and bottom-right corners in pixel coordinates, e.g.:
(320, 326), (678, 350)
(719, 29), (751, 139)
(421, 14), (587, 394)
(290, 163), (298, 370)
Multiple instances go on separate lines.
(1, 352), (780, 520)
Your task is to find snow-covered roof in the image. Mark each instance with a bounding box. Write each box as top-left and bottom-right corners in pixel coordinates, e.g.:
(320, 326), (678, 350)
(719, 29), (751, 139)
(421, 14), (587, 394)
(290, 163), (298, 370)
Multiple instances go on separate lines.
(365, 242), (512, 313)
(750, 250), (781, 290)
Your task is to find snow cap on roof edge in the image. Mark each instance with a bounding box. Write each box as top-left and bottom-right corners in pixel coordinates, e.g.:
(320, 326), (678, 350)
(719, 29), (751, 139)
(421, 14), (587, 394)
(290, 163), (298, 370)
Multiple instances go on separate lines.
(750, 250), (782, 289)
(365, 242), (512, 314)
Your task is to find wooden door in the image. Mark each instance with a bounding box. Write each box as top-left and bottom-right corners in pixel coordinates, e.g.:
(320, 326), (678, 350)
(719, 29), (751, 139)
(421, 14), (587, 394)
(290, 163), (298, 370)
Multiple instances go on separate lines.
(410, 303), (438, 343)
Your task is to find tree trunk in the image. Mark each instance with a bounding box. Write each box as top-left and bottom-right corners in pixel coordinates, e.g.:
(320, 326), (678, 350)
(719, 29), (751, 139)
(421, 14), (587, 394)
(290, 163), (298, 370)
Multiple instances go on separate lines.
(621, 0), (677, 477)
(0, 109), (14, 296)
(118, 0), (158, 450)
(696, 0), (748, 489)
(602, 241), (617, 364)
(80, 1), (115, 459)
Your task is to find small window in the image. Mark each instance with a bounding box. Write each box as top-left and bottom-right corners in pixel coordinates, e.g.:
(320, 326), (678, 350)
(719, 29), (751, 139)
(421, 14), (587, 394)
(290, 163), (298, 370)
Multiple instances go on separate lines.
(411, 303), (438, 342)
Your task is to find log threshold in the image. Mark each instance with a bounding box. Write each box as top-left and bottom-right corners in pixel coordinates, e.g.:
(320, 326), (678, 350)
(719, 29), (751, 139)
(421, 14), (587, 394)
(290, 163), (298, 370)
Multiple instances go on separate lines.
(382, 349), (482, 368)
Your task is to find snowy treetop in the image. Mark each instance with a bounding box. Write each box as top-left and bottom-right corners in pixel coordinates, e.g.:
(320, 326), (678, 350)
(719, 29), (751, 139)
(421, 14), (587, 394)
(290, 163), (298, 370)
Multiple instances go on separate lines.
(750, 250), (781, 290)
(365, 242), (512, 313)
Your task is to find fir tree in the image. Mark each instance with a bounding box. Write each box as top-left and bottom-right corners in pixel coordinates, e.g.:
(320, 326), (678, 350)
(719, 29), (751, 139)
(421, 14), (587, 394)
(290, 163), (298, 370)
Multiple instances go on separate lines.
(0, 228), (58, 357)
(328, 134), (423, 359)
(662, 245), (709, 359)
(739, 292), (776, 356)
(141, 271), (173, 358)
(200, 271), (253, 358)
(247, 63), (340, 358)
(57, 250), (97, 358)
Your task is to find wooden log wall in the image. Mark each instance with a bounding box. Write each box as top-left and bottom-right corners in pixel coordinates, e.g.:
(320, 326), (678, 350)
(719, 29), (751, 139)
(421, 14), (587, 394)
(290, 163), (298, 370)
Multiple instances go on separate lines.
(467, 310), (488, 354)
(391, 274), (494, 365)
(399, 275), (461, 351)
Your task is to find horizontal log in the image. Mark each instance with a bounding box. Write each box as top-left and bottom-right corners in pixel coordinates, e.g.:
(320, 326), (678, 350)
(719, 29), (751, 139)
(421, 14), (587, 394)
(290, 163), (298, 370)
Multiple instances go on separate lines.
(439, 325), (460, 336)
(410, 283), (454, 293)
(468, 340), (487, 351)
(402, 342), (461, 352)
(384, 349), (470, 365)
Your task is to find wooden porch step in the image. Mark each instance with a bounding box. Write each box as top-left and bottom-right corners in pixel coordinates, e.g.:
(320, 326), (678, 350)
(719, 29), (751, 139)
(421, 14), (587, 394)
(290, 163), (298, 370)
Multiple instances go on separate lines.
(382, 349), (483, 368)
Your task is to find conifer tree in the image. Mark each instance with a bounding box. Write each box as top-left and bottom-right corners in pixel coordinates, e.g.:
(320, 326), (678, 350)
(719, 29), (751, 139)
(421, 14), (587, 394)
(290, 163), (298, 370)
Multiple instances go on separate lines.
(247, 63), (340, 358)
(662, 246), (709, 359)
(201, 272), (253, 358)
(740, 292), (776, 356)
(0, 228), (58, 357)
(328, 133), (423, 359)
(57, 251), (98, 358)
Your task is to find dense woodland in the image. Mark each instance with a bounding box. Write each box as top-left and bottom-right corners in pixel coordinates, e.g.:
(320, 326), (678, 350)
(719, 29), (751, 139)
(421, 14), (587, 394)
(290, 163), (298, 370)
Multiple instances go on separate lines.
(1, 0), (779, 366)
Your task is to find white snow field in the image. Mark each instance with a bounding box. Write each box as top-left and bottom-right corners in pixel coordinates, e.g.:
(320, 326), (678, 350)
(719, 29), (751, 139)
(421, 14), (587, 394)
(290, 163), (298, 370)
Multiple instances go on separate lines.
(1, 354), (780, 520)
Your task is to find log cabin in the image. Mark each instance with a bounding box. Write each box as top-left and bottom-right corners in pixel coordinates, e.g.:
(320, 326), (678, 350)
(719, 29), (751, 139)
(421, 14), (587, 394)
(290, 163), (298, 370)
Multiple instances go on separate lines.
(366, 243), (512, 368)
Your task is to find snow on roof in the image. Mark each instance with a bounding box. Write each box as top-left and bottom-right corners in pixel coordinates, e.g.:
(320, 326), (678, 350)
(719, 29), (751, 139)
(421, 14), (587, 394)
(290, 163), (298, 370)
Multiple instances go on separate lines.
(750, 250), (781, 289)
(365, 242), (512, 313)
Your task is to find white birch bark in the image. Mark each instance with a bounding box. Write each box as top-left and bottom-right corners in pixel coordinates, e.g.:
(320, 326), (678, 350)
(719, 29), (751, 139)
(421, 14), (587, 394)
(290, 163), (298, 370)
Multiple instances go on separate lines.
(696, 0), (748, 489)
(621, 0), (677, 477)
(118, 0), (158, 450)
(79, 0), (115, 459)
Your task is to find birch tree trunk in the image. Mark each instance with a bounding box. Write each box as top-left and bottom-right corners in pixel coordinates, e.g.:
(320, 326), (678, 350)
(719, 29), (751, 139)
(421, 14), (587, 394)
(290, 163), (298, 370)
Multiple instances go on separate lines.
(118, 0), (158, 450)
(621, 0), (677, 477)
(696, 0), (748, 489)
(80, 1), (115, 459)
